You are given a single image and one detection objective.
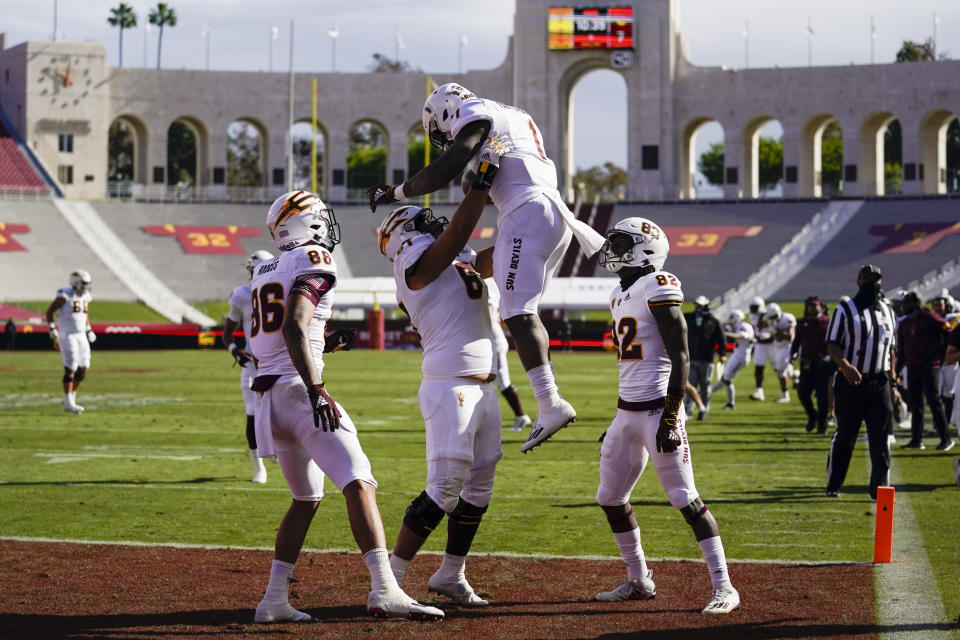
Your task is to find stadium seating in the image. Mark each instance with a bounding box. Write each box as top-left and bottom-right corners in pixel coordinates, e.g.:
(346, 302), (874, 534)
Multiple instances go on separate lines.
(0, 121), (48, 194)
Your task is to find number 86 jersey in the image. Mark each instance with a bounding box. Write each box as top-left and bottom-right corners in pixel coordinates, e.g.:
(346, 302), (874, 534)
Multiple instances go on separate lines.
(610, 271), (684, 402)
(247, 245), (337, 377)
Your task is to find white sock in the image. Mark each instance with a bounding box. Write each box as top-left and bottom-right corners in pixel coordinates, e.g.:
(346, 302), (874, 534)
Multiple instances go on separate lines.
(528, 364), (559, 403)
(389, 554), (410, 585)
(262, 559), (295, 604)
(363, 548), (399, 593)
(727, 383), (736, 405)
(614, 528), (648, 581)
(436, 552), (467, 579)
(68, 391), (76, 403)
(698, 536), (731, 588)
(249, 449), (265, 470)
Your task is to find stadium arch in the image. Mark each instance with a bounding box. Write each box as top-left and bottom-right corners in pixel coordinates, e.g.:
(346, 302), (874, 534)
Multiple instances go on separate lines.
(680, 117), (724, 199)
(919, 109), (959, 195)
(225, 117), (268, 192)
(166, 116), (208, 192)
(107, 114), (148, 189)
(798, 114), (841, 198)
(289, 120), (328, 197)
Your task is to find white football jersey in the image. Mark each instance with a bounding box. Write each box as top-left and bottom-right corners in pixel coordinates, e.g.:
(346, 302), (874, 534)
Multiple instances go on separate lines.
(727, 320), (755, 359)
(55, 287), (91, 334)
(610, 271), (684, 402)
(394, 235), (495, 379)
(451, 98), (560, 220)
(773, 313), (797, 342)
(227, 283), (254, 338)
(247, 245), (337, 378)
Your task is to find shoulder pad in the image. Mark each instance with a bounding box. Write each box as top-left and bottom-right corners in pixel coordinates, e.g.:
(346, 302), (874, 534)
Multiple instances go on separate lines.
(289, 246), (338, 279)
(451, 99), (494, 138)
(645, 271), (684, 304)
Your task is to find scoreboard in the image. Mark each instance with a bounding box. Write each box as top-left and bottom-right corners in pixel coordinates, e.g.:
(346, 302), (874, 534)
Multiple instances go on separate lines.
(548, 7), (634, 50)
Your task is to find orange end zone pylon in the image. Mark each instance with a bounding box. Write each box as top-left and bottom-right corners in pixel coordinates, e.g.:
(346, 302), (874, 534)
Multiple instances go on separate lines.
(873, 486), (895, 563)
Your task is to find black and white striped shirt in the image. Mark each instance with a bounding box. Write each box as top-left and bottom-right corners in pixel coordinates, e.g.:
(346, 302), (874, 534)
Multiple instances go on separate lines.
(826, 298), (897, 374)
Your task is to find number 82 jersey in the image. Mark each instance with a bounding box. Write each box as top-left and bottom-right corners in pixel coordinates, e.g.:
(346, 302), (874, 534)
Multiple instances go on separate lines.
(610, 271), (684, 402)
(247, 245), (337, 377)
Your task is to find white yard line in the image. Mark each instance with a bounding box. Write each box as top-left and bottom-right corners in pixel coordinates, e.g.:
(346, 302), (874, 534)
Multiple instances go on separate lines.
(0, 535), (864, 566)
(876, 470), (952, 640)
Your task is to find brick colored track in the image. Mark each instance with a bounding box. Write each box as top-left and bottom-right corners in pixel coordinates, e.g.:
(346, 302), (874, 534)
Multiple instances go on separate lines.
(0, 541), (877, 640)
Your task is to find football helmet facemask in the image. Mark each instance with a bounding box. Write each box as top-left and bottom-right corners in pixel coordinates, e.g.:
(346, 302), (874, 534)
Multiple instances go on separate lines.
(266, 190), (340, 252)
(377, 205), (449, 262)
(245, 250), (275, 276)
(599, 217), (670, 273)
(69, 269), (92, 294)
(749, 296), (766, 314)
(422, 82), (476, 151)
(727, 309), (745, 326)
(765, 302), (783, 322)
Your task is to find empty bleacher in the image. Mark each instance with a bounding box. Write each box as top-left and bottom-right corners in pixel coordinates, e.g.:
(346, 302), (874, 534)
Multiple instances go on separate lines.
(0, 121), (48, 195)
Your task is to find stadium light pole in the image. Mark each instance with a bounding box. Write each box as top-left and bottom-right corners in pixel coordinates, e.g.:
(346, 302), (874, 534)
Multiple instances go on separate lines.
(933, 11), (939, 59)
(202, 24), (211, 71)
(395, 25), (404, 63)
(269, 24), (278, 72)
(806, 18), (814, 67)
(287, 19), (295, 192)
(143, 23), (150, 68)
(329, 25), (339, 72)
(742, 20), (749, 69)
(870, 15), (876, 64)
(459, 33), (468, 74)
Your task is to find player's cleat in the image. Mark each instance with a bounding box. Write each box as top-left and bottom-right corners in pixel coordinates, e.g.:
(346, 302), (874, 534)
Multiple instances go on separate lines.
(775, 391), (790, 403)
(749, 389), (765, 401)
(509, 414), (532, 432)
(701, 585), (740, 614)
(250, 450), (267, 483)
(805, 417), (816, 432)
(697, 408), (708, 421)
(900, 440), (925, 450)
(826, 416), (837, 428)
(952, 458), (960, 486)
(521, 399), (576, 453)
(723, 402), (735, 410)
(367, 590), (445, 621)
(825, 489), (840, 498)
(254, 600), (312, 623)
(887, 434), (897, 445)
(595, 570), (656, 601)
(428, 572), (489, 607)
(63, 397), (84, 413)
(935, 439), (955, 451)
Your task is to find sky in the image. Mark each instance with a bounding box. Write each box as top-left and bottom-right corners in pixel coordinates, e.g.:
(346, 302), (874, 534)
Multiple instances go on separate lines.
(3, 0), (959, 174)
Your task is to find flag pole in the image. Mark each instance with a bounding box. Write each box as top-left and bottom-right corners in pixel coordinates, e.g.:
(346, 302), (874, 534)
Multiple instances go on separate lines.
(311, 77), (318, 195)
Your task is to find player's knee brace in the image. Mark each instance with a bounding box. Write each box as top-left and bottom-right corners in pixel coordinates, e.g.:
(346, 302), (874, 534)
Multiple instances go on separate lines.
(680, 497), (709, 525)
(74, 367), (87, 383)
(62, 368), (75, 384)
(602, 503), (634, 529)
(450, 497), (488, 526)
(403, 491), (446, 538)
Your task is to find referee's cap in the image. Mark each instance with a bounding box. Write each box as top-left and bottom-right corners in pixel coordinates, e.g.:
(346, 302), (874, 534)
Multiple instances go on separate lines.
(889, 289), (907, 302)
(693, 295), (710, 307)
(858, 264), (882, 282)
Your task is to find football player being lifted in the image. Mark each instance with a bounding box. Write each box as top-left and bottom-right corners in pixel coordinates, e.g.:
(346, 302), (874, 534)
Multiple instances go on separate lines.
(594, 218), (740, 615)
(247, 190), (442, 624)
(377, 177), (501, 607)
(368, 83), (577, 453)
(223, 250), (275, 484)
(45, 270), (95, 413)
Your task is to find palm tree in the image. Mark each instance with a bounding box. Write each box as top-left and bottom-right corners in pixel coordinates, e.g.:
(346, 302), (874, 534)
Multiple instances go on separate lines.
(148, 3), (177, 69)
(107, 3), (137, 68)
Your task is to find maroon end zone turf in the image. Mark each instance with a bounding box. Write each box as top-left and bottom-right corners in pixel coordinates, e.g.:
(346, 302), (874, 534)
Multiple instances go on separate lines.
(0, 541), (877, 640)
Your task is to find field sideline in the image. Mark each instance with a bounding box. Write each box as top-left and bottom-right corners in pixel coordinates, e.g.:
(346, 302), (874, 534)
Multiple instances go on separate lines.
(1, 349), (958, 638)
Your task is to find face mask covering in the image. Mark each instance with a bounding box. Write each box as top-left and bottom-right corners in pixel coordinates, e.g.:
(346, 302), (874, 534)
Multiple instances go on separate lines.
(853, 281), (882, 309)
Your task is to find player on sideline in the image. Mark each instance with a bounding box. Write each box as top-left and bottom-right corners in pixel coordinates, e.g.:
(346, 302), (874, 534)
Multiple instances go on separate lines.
(709, 309), (754, 410)
(377, 176), (501, 607)
(46, 270), (95, 413)
(486, 278), (532, 431)
(765, 303), (797, 403)
(223, 250), (274, 484)
(593, 217), (740, 615)
(367, 82), (577, 453)
(248, 190), (443, 624)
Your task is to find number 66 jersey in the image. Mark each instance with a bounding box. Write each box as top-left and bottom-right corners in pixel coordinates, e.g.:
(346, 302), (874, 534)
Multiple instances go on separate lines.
(610, 271), (684, 402)
(247, 245), (337, 377)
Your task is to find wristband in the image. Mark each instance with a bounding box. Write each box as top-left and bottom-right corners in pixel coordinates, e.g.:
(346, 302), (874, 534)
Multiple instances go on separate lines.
(310, 382), (326, 392)
(393, 183), (406, 201)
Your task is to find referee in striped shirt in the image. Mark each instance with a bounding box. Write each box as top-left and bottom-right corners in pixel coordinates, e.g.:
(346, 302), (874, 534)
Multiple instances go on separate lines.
(824, 264), (898, 499)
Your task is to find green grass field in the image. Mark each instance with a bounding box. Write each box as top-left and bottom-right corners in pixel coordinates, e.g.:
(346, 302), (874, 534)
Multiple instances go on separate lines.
(1, 348), (958, 629)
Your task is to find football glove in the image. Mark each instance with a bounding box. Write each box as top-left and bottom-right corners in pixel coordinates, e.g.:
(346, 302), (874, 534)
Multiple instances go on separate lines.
(471, 135), (506, 190)
(656, 391), (684, 454)
(86, 329), (96, 344)
(308, 383), (341, 431)
(367, 184), (399, 213)
(228, 343), (252, 367)
(323, 329), (356, 353)
(49, 324), (59, 351)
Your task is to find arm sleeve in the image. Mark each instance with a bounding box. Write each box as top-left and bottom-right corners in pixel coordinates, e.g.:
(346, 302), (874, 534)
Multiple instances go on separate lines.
(289, 273), (335, 305)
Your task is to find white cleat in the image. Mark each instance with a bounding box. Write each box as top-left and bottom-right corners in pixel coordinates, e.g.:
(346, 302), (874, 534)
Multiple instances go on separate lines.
(521, 399), (576, 453)
(595, 570), (656, 601)
(254, 600), (312, 623)
(509, 414), (532, 432)
(367, 589), (445, 621)
(251, 467), (267, 484)
(701, 585), (741, 614)
(62, 398), (84, 413)
(428, 572), (489, 607)
(749, 389), (765, 401)
(775, 392), (790, 404)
